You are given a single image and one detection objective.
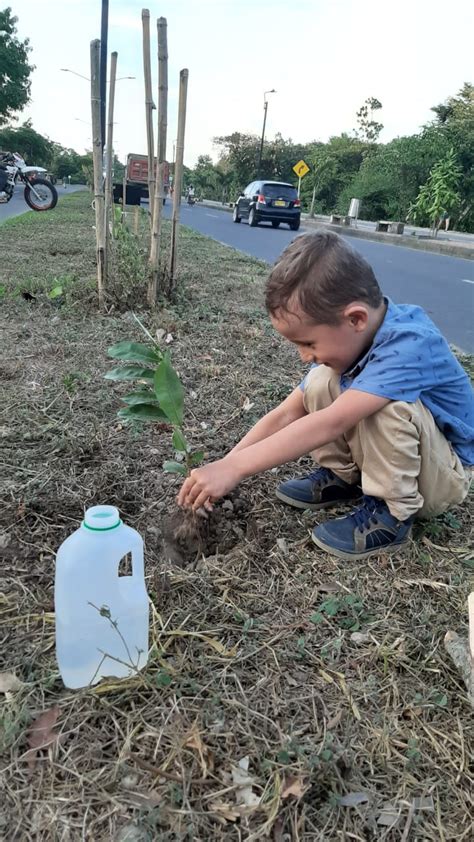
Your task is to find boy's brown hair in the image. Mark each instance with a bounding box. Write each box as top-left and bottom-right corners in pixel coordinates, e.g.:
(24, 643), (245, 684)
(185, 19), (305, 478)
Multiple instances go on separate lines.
(265, 230), (383, 325)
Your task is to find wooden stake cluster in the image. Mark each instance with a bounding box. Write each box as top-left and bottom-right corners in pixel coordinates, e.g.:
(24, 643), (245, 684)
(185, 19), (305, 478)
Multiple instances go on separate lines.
(142, 9), (155, 225)
(148, 17), (168, 307)
(89, 14), (188, 310)
(90, 39), (106, 311)
(168, 68), (189, 293)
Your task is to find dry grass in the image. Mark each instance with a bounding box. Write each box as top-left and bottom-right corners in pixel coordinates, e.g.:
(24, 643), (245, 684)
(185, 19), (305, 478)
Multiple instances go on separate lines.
(0, 193), (473, 841)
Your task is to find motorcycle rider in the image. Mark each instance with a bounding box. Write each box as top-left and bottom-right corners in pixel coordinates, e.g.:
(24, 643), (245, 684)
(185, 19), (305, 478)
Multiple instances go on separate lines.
(187, 184), (195, 204)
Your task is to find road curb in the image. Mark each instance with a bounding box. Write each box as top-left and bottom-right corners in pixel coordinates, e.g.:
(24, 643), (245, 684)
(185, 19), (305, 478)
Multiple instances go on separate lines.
(302, 218), (474, 260)
(199, 200), (474, 261)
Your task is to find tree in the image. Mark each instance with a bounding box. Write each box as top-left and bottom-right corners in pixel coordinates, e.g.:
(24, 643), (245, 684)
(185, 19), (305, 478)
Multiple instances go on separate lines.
(355, 97), (383, 143)
(190, 154), (224, 200)
(431, 82), (474, 124)
(409, 148), (462, 235)
(80, 152), (94, 187)
(338, 130), (449, 221)
(213, 131), (315, 202)
(0, 8), (34, 125)
(0, 120), (53, 165)
(429, 83), (474, 230)
(300, 134), (367, 215)
(213, 132), (261, 194)
(259, 132), (310, 185)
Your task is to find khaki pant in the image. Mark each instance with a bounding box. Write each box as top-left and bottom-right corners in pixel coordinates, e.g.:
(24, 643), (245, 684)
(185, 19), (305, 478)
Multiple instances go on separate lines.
(304, 365), (471, 521)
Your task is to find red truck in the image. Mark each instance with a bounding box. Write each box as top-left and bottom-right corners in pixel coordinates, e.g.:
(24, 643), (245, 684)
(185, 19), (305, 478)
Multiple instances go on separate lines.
(113, 153), (170, 206)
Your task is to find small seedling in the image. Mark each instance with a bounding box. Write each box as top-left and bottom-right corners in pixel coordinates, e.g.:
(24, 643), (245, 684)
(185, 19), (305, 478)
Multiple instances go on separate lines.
(47, 274), (75, 301)
(310, 593), (371, 631)
(48, 285), (63, 300)
(405, 737), (421, 764)
(63, 371), (85, 394)
(105, 323), (203, 477)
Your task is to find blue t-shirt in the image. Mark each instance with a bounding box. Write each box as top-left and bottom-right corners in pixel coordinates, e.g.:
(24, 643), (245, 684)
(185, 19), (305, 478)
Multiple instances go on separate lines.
(301, 298), (474, 465)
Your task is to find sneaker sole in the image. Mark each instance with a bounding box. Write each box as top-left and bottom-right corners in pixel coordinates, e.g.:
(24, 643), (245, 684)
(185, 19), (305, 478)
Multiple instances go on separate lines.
(275, 488), (361, 512)
(311, 531), (410, 561)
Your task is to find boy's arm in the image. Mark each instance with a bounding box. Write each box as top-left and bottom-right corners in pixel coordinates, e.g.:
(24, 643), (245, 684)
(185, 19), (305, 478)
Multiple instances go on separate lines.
(178, 388), (389, 510)
(229, 386), (307, 454)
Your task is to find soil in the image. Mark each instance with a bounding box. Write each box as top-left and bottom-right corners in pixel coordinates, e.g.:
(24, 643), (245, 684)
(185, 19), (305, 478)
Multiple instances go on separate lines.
(0, 192), (473, 841)
(162, 496), (251, 566)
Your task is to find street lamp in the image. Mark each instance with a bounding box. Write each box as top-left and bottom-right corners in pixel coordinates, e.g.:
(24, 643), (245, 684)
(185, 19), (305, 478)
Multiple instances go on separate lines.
(60, 68), (136, 82)
(257, 89), (276, 178)
(75, 117), (118, 125)
(60, 68), (90, 81)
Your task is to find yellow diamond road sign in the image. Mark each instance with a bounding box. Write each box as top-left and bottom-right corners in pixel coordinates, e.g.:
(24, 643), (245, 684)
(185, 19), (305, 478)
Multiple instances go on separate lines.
(293, 159), (310, 178)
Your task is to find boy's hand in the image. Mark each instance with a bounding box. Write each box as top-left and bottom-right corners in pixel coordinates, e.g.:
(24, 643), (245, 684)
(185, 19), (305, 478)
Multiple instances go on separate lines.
(177, 457), (242, 511)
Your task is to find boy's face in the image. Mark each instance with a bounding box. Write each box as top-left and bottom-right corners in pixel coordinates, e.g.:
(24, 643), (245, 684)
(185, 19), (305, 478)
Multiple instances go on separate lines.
(270, 304), (372, 374)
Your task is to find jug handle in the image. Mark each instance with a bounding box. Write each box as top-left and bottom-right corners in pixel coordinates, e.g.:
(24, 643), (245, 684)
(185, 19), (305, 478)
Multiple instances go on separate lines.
(131, 543), (144, 580)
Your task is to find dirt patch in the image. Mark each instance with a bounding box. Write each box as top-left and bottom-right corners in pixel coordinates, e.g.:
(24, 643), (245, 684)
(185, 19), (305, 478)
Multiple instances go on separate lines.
(162, 496), (251, 566)
(0, 193), (473, 840)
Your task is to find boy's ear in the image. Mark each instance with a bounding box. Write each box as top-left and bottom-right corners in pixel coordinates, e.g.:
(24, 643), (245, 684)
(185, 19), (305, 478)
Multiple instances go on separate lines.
(343, 303), (370, 330)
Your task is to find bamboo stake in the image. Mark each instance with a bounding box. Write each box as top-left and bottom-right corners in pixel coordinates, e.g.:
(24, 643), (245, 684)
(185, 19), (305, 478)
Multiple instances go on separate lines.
(133, 205), (140, 235)
(469, 592), (474, 660)
(142, 9), (155, 225)
(90, 39), (106, 311)
(168, 68), (189, 294)
(104, 51), (117, 254)
(122, 167), (127, 221)
(444, 593), (474, 709)
(148, 16), (168, 307)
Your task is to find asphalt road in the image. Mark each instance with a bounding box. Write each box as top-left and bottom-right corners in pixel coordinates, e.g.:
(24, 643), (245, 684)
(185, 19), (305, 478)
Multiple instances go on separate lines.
(164, 203), (474, 353)
(0, 183), (86, 223)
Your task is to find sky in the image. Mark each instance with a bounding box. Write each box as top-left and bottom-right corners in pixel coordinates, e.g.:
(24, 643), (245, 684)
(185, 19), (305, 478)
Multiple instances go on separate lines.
(9, 0), (474, 167)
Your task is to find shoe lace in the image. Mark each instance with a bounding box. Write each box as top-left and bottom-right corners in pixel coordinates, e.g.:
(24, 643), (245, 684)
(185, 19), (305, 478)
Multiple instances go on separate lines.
(350, 496), (383, 533)
(308, 466), (335, 483)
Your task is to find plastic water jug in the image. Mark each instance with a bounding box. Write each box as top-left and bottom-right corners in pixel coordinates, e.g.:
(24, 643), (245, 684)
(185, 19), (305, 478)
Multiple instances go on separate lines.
(55, 505), (149, 689)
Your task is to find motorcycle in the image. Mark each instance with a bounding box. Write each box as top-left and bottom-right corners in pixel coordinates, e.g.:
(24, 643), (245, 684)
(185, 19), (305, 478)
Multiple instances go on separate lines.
(0, 151), (58, 211)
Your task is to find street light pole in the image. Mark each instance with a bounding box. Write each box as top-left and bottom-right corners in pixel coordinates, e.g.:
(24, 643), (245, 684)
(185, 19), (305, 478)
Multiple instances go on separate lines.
(62, 68), (135, 82)
(257, 89), (276, 178)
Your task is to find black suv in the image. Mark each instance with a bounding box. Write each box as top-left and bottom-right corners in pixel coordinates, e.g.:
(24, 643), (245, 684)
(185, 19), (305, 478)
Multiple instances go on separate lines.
(233, 180), (301, 230)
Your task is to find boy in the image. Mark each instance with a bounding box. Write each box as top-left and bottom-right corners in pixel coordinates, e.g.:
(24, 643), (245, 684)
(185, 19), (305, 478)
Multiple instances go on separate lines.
(178, 231), (473, 560)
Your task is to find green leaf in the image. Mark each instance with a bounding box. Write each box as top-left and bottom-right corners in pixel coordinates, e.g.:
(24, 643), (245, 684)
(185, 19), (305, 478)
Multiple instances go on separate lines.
(121, 390), (157, 406)
(118, 404), (168, 422)
(48, 285), (63, 299)
(172, 428), (189, 453)
(105, 366), (155, 381)
(189, 450), (204, 466)
(155, 670), (173, 688)
(310, 612), (324, 624)
(320, 598), (340, 616)
(163, 460), (187, 476)
(107, 341), (162, 364)
(431, 691), (448, 707)
(277, 750), (291, 764)
(154, 352), (184, 426)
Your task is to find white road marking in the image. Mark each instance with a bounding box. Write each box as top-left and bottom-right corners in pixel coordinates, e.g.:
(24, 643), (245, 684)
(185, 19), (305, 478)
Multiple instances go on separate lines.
(206, 213), (219, 218)
(461, 278), (474, 284)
